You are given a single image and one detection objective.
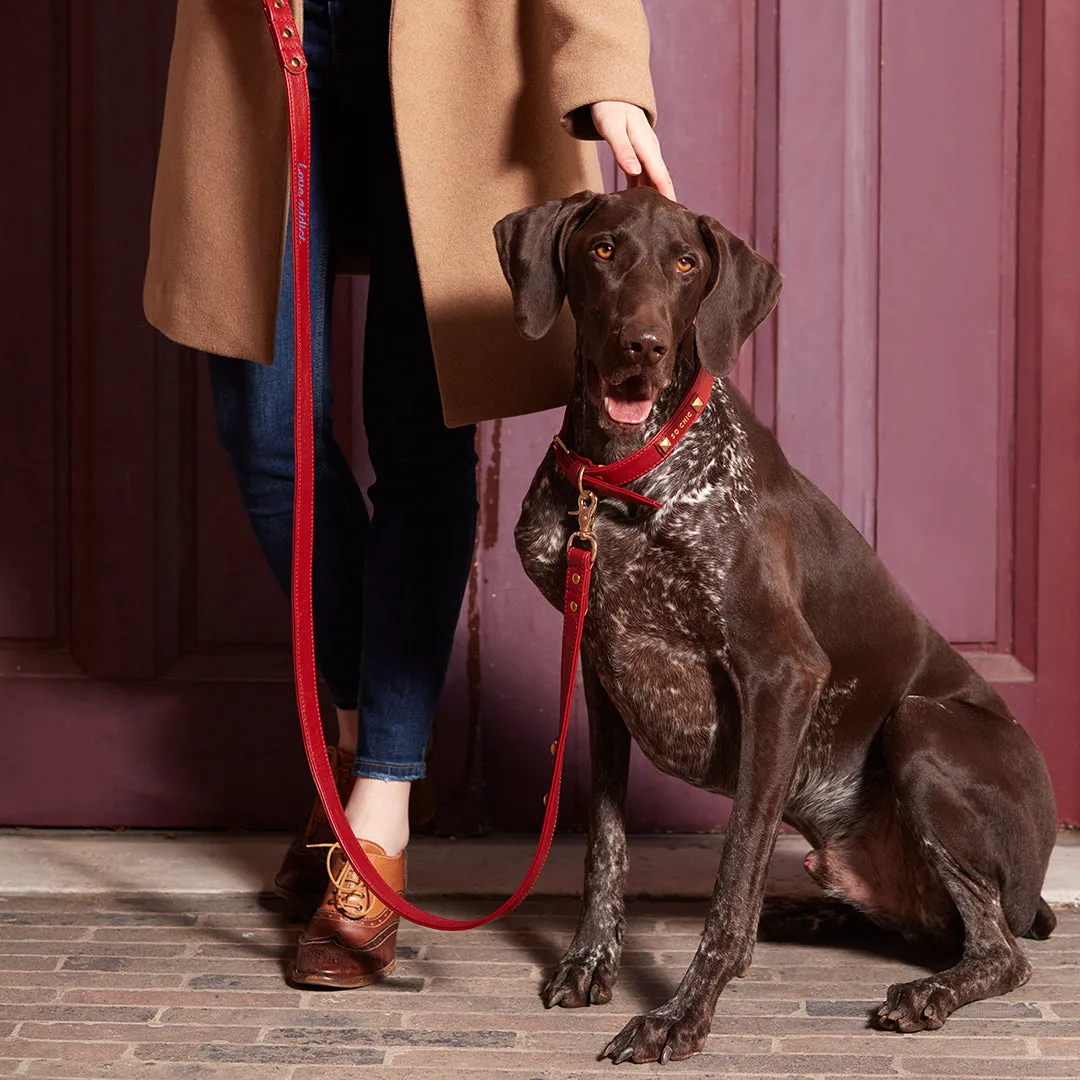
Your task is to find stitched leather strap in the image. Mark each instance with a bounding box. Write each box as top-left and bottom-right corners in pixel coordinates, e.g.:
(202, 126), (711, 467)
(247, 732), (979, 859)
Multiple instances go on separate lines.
(553, 363), (715, 508)
(264, 0), (579, 930)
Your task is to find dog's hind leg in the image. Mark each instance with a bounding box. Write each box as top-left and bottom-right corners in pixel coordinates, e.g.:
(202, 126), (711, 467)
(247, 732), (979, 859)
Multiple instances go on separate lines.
(542, 660), (632, 1008)
(874, 695), (1056, 1033)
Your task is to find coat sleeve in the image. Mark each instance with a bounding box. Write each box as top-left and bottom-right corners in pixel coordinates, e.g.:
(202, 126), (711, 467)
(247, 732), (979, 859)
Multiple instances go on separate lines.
(543, 0), (658, 140)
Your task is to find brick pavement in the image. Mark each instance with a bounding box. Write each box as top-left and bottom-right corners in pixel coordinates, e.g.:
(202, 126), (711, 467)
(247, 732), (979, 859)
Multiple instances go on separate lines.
(1, 893), (1078, 1079)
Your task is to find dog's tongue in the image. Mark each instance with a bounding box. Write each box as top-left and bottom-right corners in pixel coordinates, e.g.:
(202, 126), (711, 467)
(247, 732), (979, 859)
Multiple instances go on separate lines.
(604, 396), (654, 425)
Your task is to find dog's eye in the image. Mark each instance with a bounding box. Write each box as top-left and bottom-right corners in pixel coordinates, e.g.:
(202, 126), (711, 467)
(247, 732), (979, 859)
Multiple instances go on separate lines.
(676, 256), (696, 273)
(593, 242), (614, 261)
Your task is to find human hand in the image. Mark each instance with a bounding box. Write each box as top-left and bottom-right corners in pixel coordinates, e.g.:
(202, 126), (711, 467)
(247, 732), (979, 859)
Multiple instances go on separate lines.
(590, 101), (676, 200)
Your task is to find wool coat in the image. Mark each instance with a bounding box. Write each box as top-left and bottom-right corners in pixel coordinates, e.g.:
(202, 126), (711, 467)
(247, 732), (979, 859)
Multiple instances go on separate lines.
(143, 0), (657, 426)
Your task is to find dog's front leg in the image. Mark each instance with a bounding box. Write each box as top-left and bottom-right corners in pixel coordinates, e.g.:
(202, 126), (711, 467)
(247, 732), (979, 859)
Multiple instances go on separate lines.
(543, 657), (632, 1008)
(601, 643), (828, 1064)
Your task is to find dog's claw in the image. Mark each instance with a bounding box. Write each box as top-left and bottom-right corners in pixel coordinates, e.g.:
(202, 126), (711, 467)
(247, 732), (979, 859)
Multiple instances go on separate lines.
(601, 1008), (710, 1064)
(875, 978), (957, 1033)
(542, 945), (618, 1009)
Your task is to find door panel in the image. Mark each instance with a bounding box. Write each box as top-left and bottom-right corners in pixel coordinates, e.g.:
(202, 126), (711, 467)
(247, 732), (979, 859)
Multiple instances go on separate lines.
(770, 0), (880, 537)
(2, 5), (62, 647)
(875, 0), (1017, 644)
(3, 0), (1078, 832)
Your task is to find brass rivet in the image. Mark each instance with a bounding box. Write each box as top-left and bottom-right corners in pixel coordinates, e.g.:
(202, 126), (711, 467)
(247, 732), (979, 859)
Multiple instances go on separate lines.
(692, 396), (704, 410)
(289, 56), (302, 67)
(283, 26), (293, 37)
(550, 741), (557, 756)
(542, 793), (548, 807)
(571, 573), (581, 585)
(274, 0), (283, 7)
(569, 600), (579, 613)
(659, 437), (672, 453)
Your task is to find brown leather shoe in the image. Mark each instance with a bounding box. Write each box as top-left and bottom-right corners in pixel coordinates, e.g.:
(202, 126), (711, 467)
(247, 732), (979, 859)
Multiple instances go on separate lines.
(274, 746), (356, 905)
(290, 840), (405, 988)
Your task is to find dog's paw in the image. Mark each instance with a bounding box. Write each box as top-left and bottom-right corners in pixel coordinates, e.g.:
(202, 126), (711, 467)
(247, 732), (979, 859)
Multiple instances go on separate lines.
(600, 1007), (710, 1064)
(541, 944), (618, 1008)
(874, 978), (955, 1033)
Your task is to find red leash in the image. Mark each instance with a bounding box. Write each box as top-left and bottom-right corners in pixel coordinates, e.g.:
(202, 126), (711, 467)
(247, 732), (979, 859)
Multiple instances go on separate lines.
(262, 0), (711, 930)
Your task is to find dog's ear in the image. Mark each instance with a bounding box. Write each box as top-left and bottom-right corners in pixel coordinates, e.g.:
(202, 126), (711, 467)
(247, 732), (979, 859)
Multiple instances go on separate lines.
(493, 191), (603, 340)
(694, 216), (782, 376)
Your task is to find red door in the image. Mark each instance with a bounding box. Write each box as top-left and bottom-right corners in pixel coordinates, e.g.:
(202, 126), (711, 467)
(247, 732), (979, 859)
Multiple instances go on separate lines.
(474, 0), (1080, 831)
(4, 0), (1079, 830)
(1, 2), (319, 827)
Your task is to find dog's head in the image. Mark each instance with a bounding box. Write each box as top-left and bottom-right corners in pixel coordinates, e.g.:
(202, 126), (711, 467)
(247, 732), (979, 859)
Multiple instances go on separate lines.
(494, 187), (781, 434)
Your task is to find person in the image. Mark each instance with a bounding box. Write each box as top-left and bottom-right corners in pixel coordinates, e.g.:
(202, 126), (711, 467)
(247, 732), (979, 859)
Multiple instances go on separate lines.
(144, 0), (672, 989)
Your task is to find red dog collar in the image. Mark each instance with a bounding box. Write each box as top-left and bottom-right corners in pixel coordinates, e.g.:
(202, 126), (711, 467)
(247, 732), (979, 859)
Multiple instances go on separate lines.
(553, 363), (715, 509)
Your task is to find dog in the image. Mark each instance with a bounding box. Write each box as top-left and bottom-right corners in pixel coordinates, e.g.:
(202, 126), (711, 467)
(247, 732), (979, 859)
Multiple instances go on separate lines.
(493, 186), (1057, 1065)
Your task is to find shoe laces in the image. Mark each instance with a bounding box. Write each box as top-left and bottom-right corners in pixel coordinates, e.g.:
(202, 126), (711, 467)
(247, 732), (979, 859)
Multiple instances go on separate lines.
(307, 841), (371, 917)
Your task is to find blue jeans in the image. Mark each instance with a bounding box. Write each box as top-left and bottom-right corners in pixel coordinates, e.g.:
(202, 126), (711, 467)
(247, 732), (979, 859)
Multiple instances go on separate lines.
(208, 0), (479, 781)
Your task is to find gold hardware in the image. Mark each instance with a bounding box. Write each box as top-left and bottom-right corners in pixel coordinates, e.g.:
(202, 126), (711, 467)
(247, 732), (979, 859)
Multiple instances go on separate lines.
(692, 396), (704, 410)
(290, 56), (302, 67)
(571, 493), (597, 533)
(659, 437), (672, 453)
(569, 473), (598, 536)
(543, 793), (548, 806)
(274, 0), (284, 7)
(553, 435), (569, 454)
(283, 27), (293, 38)
(550, 741), (557, 756)
(567, 499), (598, 558)
(569, 601), (579, 613)
(571, 573), (581, 585)
(565, 466), (599, 561)
(567, 531), (598, 559)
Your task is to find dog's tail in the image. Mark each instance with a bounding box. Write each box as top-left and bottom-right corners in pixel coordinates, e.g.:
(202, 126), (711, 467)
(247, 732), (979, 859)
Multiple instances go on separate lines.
(1022, 896), (1056, 940)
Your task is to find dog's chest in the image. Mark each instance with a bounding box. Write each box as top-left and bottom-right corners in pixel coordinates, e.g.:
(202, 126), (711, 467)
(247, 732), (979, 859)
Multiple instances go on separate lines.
(516, 458), (746, 793)
(586, 528), (742, 791)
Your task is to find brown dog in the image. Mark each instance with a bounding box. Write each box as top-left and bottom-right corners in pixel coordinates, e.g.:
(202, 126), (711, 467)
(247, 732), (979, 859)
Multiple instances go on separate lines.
(495, 187), (1057, 1064)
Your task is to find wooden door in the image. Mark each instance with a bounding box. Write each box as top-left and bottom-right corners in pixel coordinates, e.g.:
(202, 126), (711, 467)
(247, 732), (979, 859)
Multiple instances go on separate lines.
(3, 0), (1078, 831)
(475, 0), (1080, 831)
(749, 0), (1080, 826)
(0, 2), (319, 827)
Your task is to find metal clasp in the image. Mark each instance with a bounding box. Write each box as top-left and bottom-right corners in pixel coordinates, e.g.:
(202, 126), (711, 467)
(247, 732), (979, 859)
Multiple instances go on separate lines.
(567, 466), (599, 560)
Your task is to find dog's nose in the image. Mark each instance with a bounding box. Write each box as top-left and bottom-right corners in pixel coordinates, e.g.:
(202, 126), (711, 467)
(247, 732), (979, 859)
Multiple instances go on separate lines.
(620, 324), (670, 363)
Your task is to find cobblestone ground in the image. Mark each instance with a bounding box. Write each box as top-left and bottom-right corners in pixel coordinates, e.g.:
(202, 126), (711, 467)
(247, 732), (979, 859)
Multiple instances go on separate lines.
(1, 894), (1078, 1079)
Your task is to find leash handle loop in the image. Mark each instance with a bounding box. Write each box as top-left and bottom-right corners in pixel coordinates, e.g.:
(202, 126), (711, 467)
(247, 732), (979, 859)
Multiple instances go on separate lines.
(264, 0), (579, 931)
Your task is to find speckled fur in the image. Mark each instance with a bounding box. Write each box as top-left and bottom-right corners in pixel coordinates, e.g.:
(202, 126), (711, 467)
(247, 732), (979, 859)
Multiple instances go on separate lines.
(499, 187), (1057, 1065)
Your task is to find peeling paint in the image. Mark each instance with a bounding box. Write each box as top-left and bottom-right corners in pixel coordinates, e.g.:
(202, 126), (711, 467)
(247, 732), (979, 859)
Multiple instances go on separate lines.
(481, 418), (503, 551)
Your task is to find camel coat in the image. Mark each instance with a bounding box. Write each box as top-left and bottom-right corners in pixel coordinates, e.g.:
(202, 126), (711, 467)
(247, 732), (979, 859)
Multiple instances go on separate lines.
(143, 0), (657, 426)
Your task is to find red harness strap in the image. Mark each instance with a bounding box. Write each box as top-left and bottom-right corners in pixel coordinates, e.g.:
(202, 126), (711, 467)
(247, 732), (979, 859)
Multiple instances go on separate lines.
(262, 0), (711, 930)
